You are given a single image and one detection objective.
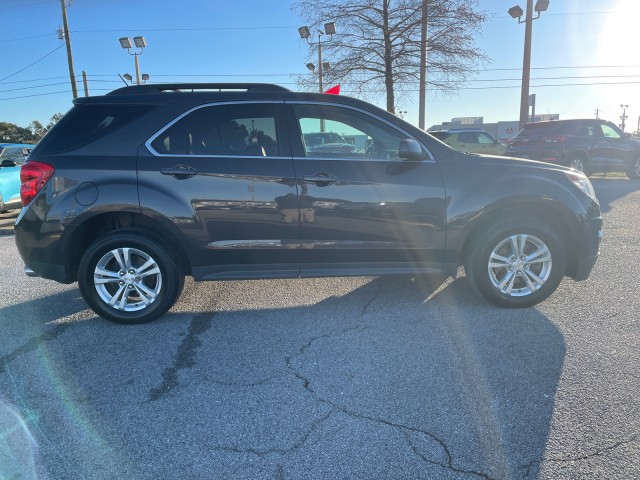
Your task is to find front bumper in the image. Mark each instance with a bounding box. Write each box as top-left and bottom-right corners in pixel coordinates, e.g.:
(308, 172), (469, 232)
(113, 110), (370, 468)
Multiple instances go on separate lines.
(573, 212), (602, 281)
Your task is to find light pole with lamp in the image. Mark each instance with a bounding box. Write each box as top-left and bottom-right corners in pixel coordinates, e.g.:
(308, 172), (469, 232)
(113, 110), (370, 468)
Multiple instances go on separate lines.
(119, 36), (147, 85)
(508, 0), (550, 130)
(298, 22), (336, 94)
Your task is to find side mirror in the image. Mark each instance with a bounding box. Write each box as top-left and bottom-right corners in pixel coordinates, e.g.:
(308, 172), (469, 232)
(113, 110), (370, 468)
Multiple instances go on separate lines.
(399, 139), (424, 161)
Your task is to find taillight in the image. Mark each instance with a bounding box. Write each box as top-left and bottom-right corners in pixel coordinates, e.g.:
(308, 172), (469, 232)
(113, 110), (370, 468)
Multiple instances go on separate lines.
(20, 161), (55, 206)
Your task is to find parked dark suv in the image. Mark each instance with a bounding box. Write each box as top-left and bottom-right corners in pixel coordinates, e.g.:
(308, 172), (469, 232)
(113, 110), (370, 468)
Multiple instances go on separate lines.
(506, 118), (640, 178)
(15, 83), (602, 323)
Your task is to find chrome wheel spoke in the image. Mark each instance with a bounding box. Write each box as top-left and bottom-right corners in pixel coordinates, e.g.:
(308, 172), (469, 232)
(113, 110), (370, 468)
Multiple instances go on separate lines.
(497, 270), (516, 293)
(134, 282), (158, 305)
(526, 245), (551, 264)
(489, 252), (511, 268)
(94, 267), (121, 284)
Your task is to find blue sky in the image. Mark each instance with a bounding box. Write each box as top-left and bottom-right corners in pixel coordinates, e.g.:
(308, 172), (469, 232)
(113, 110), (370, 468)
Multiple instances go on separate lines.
(1, 0), (638, 131)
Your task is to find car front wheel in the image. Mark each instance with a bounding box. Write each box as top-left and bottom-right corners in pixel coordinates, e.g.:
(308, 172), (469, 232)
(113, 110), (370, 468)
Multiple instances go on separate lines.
(465, 219), (565, 308)
(627, 157), (640, 179)
(78, 232), (184, 324)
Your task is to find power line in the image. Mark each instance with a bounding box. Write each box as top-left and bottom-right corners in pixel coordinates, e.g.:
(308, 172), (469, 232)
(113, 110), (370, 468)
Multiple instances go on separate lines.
(0, 44), (64, 82)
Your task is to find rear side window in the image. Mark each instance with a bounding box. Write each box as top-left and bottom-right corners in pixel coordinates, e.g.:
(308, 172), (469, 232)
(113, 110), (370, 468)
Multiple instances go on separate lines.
(38, 104), (154, 154)
(151, 103), (279, 157)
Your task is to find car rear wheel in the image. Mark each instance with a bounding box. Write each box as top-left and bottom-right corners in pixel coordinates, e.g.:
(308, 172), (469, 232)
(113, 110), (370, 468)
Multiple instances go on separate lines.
(627, 157), (640, 179)
(78, 232), (184, 324)
(465, 219), (565, 308)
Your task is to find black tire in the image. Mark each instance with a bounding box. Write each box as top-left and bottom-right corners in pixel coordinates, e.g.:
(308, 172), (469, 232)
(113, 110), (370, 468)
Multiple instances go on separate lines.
(78, 232), (184, 324)
(464, 219), (566, 308)
(627, 157), (640, 179)
(567, 153), (590, 176)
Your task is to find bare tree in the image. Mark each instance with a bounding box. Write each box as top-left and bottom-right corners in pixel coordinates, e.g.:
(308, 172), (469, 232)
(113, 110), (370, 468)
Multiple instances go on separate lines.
(292, 0), (488, 113)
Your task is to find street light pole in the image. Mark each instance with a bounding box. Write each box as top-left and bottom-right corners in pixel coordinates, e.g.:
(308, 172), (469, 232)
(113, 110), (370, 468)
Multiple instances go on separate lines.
(418, 0), (428, 130)
(119, 36), (146, 85)
(298, 22), (336, 94)
(509, 0), (549, 130)
(519, 0), (533, 130)
(317, 32), (323, 94)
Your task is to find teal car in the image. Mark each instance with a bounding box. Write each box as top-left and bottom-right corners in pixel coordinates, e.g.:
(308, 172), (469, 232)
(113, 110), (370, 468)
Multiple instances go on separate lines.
(0, 143), (34, 212)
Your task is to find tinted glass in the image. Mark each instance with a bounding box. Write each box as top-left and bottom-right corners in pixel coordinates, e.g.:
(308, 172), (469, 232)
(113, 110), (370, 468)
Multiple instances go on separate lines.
(38, 104), (154, 154)
(429, 131), (450, 141)
(152, 104), (279, 157)
(294, 104), (404, 160)
(0, 148), (27, 162)
(600, 123), (621, 139)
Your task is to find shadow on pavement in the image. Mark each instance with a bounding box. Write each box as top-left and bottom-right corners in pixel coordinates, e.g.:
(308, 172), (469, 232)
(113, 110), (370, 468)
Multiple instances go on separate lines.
(0, 274), (563, 479)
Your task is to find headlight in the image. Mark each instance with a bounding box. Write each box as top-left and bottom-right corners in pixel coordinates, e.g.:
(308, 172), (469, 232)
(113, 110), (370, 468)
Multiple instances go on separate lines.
(565, 171), (596, 200)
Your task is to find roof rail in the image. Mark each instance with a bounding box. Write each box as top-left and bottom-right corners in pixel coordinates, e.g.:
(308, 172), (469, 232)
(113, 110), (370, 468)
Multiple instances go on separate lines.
(107, 83), (290, 95)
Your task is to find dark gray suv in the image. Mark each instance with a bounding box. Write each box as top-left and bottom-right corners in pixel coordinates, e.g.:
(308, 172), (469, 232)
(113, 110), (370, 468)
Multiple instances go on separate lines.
(15, 83), (603, 323)
(506, 118), (640, 178)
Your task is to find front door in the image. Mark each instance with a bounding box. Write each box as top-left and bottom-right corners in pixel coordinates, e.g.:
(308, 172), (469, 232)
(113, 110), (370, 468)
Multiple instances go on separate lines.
(285, 102), (447, 276)
(138, 102), (301, 280)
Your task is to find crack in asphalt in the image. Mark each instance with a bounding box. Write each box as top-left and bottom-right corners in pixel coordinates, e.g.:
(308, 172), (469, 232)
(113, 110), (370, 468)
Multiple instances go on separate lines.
(206, 280), (494, 478)
(212, 408), (338, 456)
(0, 324), (70, 375)
(520, 433), (640, 479)
(148, 312), (216, 401)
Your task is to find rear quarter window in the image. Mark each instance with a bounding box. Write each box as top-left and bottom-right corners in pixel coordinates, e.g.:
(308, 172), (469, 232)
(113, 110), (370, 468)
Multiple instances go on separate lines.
(37, 104), (154, 154)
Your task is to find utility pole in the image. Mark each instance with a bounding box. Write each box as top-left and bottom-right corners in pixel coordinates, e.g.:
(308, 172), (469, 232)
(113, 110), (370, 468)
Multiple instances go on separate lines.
(59, 0), (78, 99)
(620, 104), (629, 132)
(594, 109), (599, 119)
(418, 0), (427, 130)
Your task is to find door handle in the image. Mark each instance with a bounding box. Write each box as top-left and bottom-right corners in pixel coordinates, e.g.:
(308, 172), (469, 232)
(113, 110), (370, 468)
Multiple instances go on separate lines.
(160, 165), (198, 179)
(303, 173), (337, 186)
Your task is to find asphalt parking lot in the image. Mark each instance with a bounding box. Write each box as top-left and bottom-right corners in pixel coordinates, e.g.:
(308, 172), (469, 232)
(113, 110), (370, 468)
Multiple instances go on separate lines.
(0, 177), (638, 479)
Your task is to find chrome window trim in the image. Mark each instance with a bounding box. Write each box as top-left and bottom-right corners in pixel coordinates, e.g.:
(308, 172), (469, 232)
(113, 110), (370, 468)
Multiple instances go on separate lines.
(145, 100), (285, 157)
(287, 100), (436, 162)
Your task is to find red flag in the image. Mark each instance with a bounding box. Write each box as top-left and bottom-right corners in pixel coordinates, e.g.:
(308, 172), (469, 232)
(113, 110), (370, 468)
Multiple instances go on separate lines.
(324, 84), (340, 95)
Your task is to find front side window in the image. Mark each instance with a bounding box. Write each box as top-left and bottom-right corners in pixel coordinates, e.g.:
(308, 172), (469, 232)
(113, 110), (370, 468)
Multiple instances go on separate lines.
(293, 104), (405, 160)
(152, 103), (279, 157)
(600, 123), (621, 139)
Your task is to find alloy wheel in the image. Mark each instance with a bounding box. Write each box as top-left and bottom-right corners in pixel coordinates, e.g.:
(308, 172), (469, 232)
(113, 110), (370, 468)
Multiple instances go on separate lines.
(487, 234), (553, 297)
(93, 247), (163, 312)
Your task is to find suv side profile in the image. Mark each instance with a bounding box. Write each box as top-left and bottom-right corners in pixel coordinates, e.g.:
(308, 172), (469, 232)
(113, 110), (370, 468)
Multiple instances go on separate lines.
(505, 119), (640, 178)
(15, 83), (602, 324)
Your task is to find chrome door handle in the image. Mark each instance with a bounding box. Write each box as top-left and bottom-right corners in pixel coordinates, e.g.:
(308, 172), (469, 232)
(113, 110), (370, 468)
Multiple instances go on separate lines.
(303, 174), (337, 186)
(160, 165), (198, 179)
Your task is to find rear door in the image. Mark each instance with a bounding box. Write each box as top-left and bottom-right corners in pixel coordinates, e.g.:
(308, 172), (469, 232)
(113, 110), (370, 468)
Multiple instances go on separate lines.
(139, 102), (301, 280)
(285, 102), (447, 276)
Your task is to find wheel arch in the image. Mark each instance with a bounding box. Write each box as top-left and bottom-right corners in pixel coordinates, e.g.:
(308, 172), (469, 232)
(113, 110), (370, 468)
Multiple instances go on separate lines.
(460, 200), (581, 278)
(62, 211), (192, 282)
